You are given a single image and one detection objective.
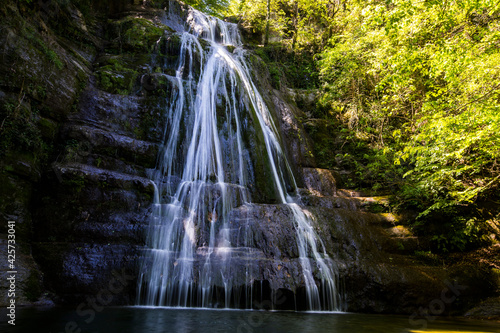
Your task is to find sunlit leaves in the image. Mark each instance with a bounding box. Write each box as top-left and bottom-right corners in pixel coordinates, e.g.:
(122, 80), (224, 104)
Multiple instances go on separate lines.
(316, 0), (500, 251)
(184, 0), (231, 18)
(229, 0), (499, 251)
(235, 0), (343, 49)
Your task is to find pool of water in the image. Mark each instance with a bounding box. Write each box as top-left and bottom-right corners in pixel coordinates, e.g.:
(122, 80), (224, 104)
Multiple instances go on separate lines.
(1, 307), (499, 333)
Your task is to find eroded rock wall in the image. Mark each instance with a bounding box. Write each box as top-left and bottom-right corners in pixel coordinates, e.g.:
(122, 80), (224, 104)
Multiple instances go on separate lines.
(0, 0), (176, 305)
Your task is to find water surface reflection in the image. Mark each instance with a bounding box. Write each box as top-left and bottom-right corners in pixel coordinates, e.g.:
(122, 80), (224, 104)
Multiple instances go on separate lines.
(1, 307), (499, 333)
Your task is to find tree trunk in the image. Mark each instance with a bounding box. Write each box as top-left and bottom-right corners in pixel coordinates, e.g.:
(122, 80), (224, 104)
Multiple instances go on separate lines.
(291, 0), (298, 50)
(265, 0), (270, 45)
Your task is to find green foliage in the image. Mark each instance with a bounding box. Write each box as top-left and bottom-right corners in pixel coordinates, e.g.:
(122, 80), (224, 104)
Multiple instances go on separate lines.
(414, 250), (441, 265)
(185, 0), (231, 18)
(234, 0), (500, 252)
(0, 96), (51, 164)
(237, 0), (342, 50)
(46, 49), (64, 69)
(62, 174), (86, 193)
(253, 44), (319, 89)
(315, 0), (500, 252)
(21, 25), (64, 69)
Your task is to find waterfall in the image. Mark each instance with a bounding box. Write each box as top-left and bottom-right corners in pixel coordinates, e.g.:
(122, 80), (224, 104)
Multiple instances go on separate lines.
(137, 6), (342, 311)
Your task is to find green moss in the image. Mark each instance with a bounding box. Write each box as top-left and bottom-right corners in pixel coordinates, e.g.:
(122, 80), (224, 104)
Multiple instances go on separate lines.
(46, 50), (64, 70)
(95, 61), (138, 95)
(0, 96), (51, 164)
(253, 44), (320, 90)
(38, 117), (58, 140)
(27, 84), (47, 101)
(158, 34), (182, 70)
(62, 175), (86, 193)
(366, 203), (387, 213)
(107, 17), (167, 53)
(123, 18), (163, 51)
(414, 250), (442, 266)
(98, 180), (109, 190)
(22, 25), (64, 70)
(94, 55), (156, 95)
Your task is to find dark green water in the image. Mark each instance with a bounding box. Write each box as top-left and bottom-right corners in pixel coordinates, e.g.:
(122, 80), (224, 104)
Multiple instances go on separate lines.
(1, 307), (499, 333)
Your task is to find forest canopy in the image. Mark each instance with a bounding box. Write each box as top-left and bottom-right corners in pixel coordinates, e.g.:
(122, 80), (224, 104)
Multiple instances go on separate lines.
(227, 0), (500, 252)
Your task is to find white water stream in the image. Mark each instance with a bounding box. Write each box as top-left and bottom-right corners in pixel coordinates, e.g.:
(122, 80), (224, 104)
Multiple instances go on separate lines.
(137, 7), (341, 311)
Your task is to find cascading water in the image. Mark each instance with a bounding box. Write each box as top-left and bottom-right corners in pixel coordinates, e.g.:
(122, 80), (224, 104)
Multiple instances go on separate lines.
(137, 5), (342, 311)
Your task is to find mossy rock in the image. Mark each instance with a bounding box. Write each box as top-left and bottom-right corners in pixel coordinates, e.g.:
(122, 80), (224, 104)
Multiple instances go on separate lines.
(38, 117), (59, 140)
(94, 55), (141, 95)
(140, 72), (178, 98)
(0, 94), (52, 163)
(157, 33), (182, 70)
(95, 67), (138, 95)
(107, 17), (170, 53)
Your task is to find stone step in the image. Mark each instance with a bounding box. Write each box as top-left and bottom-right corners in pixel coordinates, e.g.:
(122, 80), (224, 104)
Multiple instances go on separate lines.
(75, 88), (164, 144)
(336, 189), (372, 198)
(52, 162), (155, 195)
(387, 236), (421, 254)
(71, 213), (147, 244)
(64, 124), (159, 169)
(37, 163), (153, 243)
(299, 191), (391, 212)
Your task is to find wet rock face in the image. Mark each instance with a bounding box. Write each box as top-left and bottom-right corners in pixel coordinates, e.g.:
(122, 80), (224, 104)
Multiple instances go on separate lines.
(0, 0), (95, 306)
(0, 0), (178, 305)
(30, 5), (180, 304)
(301, 168), (339, 197)
(271, 92), (317, 174)
(33, 243), (139, 304)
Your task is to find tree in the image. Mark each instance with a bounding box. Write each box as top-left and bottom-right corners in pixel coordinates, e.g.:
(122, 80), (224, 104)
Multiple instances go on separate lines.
(184, 0), (231, 17)
(265, 0), (270, 45)
(318, 0), (500, 251)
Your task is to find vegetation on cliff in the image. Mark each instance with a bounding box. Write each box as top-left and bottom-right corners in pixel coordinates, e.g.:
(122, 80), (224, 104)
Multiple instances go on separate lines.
(233, 0), (500, 253)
